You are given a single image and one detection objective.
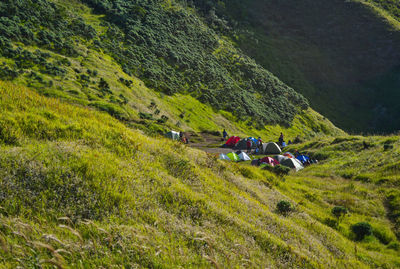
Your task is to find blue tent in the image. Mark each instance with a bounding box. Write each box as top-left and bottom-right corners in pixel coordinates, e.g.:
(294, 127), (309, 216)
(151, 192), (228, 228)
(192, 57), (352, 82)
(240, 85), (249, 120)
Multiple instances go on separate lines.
(248, 137), (258, 145)
(296, 155), (310, 164)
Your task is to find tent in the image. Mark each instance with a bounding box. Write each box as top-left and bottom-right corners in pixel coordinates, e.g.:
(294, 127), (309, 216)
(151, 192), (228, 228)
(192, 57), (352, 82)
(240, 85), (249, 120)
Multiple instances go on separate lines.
(225, 136), (240, 147)
(165, 131), (180, 141)
(296, 155), (310, 164)
(234, 139), (248, 150)
(263, 142), (282, 154)
(227, 152), (240, 161)
(275, 155), (290, 163)
(283, 152), (295, 158)
(251, 159), (260, 166)
(219, 153), (231, 161)
(260, 157), (280, 167)
(238, 152), (251, 161)
(281, 158), (304, 171)
(248, 137), (258, 147)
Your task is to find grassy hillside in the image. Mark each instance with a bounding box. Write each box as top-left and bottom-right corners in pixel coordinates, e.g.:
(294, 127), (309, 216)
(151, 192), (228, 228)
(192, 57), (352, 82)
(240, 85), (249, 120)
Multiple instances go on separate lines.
(0, 0), (312, 129)
(0, 0), (341, 141)
(194, 0), (400, 133)
(1, 81), (400, 268)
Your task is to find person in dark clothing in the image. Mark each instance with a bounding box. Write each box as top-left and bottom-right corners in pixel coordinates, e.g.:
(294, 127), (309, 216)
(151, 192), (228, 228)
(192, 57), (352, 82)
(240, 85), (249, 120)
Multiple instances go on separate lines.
(279, 132), (284, 146)
(223, 129), (228, 140)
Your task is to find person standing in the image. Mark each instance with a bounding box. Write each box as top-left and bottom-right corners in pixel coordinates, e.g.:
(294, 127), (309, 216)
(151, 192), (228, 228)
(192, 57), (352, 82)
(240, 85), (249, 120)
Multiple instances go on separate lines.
(257, 137), (263, 151)
(279, 132), (284, 146)
(223, 129), (228, 140)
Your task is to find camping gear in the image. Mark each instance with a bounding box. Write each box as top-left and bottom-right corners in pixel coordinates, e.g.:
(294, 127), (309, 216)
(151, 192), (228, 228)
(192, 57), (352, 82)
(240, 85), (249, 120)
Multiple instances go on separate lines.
(219, 154), (231, 161)
(165, 131), (180, 141)
(248, 137), (258, 147)
(262, 142), (282, 154)
(283, 152), (295, 158)
(234, 139), (248, 150)
(251, 159), (260, 166)
(296, 155), (310, 164)
(238, 152), (251, 161)
(275, 155), (289, 163)
(282, 142), (287, 147)
(281, 158), (304, 171)
(260, 157), (280, 167)
(226, 152), (240, 162)
(225, 136), (240, 147)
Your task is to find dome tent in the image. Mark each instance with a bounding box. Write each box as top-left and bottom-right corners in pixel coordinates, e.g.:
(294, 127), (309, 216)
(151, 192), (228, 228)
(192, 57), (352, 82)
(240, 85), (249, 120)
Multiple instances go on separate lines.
(281, 158), (304, 172)
(227, 152), (240, 162)
(238, 152), (251, 161)
(165, 131), (180, 141)
(219, 153), (231, 161)
(262, 142), (282, 154)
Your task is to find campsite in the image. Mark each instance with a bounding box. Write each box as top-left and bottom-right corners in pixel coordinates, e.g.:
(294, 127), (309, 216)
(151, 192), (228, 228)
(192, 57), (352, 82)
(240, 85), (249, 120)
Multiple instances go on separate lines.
(166, 131), (316, 174)
(1, 0), (400, 268)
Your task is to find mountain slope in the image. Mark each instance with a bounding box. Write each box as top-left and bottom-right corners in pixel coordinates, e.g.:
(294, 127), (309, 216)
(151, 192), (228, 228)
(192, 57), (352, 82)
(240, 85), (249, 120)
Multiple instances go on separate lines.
(0, 0), (310, 129)
(0, 81), (399, 268)
(0, 0), (341, 140)
(195, 0), (400, 133)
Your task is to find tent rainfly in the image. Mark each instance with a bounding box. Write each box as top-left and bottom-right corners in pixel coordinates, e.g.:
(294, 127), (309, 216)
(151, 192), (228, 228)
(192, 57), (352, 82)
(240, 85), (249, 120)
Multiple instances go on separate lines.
(227, 152), (240, 162)
(281, 158), (304, 172)
(165, 131), (180, 141)
(219, 153), (231, 161)
(238, 152), (251, 161)
(263, 142), (282, 154)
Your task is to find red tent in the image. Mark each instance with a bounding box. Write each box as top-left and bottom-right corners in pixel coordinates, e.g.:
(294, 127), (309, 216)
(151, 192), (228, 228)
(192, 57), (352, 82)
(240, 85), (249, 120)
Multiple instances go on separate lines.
(225, 136), (240, 147)
(260, 157), (280, 167)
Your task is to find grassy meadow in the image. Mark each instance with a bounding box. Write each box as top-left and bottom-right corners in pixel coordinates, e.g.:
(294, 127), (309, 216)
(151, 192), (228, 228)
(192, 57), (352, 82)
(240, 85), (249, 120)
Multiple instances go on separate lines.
(0, 82), (399, 268)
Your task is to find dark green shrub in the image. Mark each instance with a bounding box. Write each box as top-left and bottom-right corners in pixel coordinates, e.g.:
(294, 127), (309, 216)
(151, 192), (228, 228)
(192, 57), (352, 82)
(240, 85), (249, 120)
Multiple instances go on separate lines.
(351, 222), (372, 241)
(277, 200), (292, 215)
(273, 165), (291, 176)
(332, 206), (348, 219)
(384, 144), (394, 151)
(387, 241), (400, 251)
(157, 115), (169, 124)
(324, 217), (339, 229)
(139, 112), (153, 120)
(373, 227), (394, 245)
(90, 101), (129, 120)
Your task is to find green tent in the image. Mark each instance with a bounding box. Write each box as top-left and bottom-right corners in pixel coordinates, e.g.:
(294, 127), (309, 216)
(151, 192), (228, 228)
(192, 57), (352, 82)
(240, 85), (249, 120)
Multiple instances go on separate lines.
(165, 131), (180, 141)
(227, 152), (240, 162)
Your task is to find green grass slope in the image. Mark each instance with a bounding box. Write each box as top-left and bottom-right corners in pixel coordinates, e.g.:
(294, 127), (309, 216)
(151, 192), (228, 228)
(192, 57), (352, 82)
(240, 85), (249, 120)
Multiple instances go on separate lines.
(0, 0), (311, 129)
(0, 81), (399, 268)
(0, 0), (341, 141)
(194, 0), (400, 133)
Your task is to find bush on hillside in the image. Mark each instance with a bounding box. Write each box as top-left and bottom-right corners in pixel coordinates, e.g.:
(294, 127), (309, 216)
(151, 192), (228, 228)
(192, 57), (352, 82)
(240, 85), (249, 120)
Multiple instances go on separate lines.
(351, 222), (372, 241)
(277, 200), (292, 215)
(332, 206), (348, 219)
(324, 217), (339, 229)
(273, 165), (291, 176)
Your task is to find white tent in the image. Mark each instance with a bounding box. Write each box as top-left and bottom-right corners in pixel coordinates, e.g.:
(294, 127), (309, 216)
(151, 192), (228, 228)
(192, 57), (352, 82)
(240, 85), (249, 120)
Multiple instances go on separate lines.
(238, 152), (251, 161)
(219, 153), (231, 161)
(263, 142), (282, 154)
(281, 158), (304, 172)
(275, 155), (289, 163)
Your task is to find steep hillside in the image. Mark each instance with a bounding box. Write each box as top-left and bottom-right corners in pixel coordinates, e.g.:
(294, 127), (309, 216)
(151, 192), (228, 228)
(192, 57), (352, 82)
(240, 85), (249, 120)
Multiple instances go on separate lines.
(0, 0), (316, 131)
(194, 0), (400, 133)
(1, 82), (400, 268)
